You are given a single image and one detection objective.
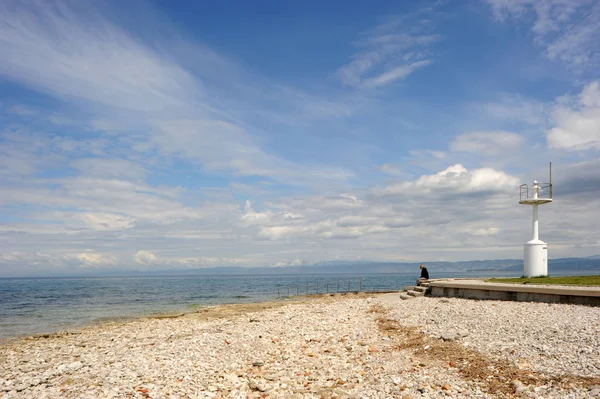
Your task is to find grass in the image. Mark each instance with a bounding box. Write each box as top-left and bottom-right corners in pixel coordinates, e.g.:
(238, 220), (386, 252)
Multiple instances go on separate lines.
(486, 275), (600, 286)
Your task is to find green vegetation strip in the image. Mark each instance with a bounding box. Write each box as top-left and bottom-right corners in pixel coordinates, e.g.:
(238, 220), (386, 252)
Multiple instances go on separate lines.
(486, 275), (600, 286)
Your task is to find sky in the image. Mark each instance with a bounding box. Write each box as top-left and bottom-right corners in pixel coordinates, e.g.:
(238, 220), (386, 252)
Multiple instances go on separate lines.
(1, 0), (600, 276)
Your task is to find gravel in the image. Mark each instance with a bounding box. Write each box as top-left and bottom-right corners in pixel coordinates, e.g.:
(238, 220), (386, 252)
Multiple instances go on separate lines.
(386, 296), (600, 378)
(0, 294), (598, 398)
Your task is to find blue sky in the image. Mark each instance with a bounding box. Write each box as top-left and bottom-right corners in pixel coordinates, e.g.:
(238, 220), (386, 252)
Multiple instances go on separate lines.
(1, 0), (600, 276)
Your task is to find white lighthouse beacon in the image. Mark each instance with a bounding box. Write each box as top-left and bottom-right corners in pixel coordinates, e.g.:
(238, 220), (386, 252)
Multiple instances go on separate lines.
(519, 163), (553, 277)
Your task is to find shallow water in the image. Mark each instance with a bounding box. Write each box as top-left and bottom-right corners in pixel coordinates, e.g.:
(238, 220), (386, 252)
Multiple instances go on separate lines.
(0, 270), (583, 339)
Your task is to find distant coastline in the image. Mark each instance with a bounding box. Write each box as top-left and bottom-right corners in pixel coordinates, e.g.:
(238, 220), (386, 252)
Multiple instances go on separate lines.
(3, 255), (599, 279)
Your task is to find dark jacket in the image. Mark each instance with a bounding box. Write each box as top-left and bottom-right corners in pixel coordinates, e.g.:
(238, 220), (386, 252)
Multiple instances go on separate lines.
(420, 267), (429, 279)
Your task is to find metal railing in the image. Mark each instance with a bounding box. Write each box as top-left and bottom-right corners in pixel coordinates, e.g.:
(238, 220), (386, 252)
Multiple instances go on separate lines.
(519, 184), (528, 202)
(519, 182), (552, 202)
(274, 277), (366, 297)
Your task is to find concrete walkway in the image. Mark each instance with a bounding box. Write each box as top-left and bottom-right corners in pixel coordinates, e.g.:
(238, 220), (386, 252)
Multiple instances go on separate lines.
(375, 279), (600, 306)
(428, 278), (600, 305)
(429, 278), (600, 295)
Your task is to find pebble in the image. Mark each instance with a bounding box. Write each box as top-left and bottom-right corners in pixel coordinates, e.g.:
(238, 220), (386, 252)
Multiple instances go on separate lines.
(440, 332), (457, 341)
(0, 295), (597, 398)
(387, 296), (600, 378)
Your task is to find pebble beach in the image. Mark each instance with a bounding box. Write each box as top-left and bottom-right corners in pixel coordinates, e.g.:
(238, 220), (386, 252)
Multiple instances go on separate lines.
(1, 293), (599, 399)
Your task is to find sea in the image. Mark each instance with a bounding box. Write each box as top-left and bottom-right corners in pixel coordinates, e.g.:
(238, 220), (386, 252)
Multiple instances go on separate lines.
(0, 270), (587, 340)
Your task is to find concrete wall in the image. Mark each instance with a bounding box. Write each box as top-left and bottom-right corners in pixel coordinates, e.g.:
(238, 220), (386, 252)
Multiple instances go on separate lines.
(430, 286), (600, 306)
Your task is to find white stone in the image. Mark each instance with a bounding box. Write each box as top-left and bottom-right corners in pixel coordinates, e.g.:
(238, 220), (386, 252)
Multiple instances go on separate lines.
(0, 294), (598, 399)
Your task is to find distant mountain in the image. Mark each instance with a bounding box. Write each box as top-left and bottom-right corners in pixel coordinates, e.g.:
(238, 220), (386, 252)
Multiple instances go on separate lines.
(56, 256), (600, 277)
(481, 258), (600, 272)
(545, 257), (600, 271)
(6, 256), (599, 278)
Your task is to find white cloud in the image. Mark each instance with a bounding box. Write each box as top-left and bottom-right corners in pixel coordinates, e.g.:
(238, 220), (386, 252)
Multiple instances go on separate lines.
(486, 0), (600, 71)
(380, 163), (405, 176)
(470, 227), (500, 236)
(450, 131), (526, 155)
(172, 257), (221, 268)
(0, 148), (37, 176)
(408, 149), (446, 160)
(414, 164), (519, 192)
(241, 200), (274, 225)
(322, 225), (389, 240)
(336, 215), (379, 227)
(0, 129), (62, 177)
(8, 105), (37, 116)
(242, 165), (520, 246)
(0, 252), (28, 262)
(135, 250), (159, 265)
(134, 250), (228, 268)
(258, 225), (302, 241)
(547, 81), (600, 150)
(3, 3), (600, 276)
(62, 212), (137, 231)
(52, 136), (110, 156)
(3, 158), (600, 274)
(360, 60), (432, 89)
(481, 95), (546, 125)
(0, 176), (200, 224)
(241, 200), (303, 227)
(337, 14), (440, 88)
(402, 149), (449, 174)
(0, 2), (355, 187)
(74, 252), (117, 268)
(338, 194), (362, 203)
(378, 164), (520, 196)
(273, 258), (306, 267)
(151, 119), (353, 185)
(0, 1), (201, 113)
(70, 158), (147, 180)
(554, 158), (600, 196)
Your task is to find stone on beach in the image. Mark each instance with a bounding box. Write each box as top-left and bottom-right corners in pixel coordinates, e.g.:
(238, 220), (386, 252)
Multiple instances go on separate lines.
(0, 294), (598, 399)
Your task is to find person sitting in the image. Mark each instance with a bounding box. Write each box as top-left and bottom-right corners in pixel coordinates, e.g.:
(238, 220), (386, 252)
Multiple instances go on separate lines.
(416, 264), (429, 286)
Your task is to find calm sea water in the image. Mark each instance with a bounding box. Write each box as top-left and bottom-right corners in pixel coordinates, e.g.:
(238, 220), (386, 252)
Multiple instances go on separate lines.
(0, 270), (558, 339)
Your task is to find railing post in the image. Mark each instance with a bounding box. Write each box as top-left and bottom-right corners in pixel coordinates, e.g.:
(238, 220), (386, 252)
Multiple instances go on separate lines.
(347, 280), (351, 292)
(360, 278), (363, 292)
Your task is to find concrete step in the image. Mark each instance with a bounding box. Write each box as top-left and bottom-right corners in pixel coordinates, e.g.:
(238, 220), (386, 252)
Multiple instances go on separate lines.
(399, 293), (410, 300)
(404, 285), (428, 293)
(407, 290), (425, 297)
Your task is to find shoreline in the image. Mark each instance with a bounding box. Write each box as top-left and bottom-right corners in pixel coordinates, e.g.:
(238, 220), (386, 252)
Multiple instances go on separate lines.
(2, 292), (366, 345)
(0, 295), (285, 344)
(0, 273), (414, 343)
(1, 293), (599, 398)
(10, 291), (392, 344)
